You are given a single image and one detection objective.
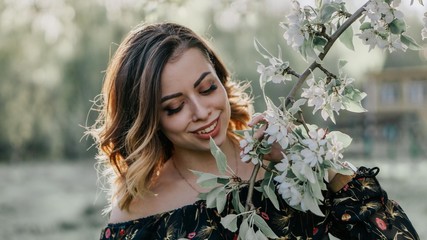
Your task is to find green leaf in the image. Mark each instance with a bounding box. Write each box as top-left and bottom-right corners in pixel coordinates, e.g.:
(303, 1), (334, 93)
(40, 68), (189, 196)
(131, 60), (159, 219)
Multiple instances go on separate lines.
(328, 131), (352, 148)
(210, 137), (227, 175)
(342, 88), (367, 113)
(253, 214), (279, 238)
(217, 177), (230, 185)
(206, 186), (223, 208)
(321, 107), (336, 124)
(254, 186), (263, 192)
(255, 230), (269, 240)
(288, 98), (307, 115)
(239, 218), (250, 240)
(339, 25), (354, 51)
(245, 227), (257, 240)
(221, 214), (239, 232)
(320, 4), (337, 23)
(301, 190), (324, 216)
(232, 189), (245, 213)
(254, 39), (274, 59)
(309, 175), (324, 200)
(308, 39), (321, 60)
(299, 38), (309, 60)
(263, 184), (280, 210)
(342, 97), (367, 113)
(191, 170), (221, 188)
(234, 129), (250, 138)
(359, 22), (372, 31)
(350, 88), (367, 102)
(389, 19), (406, 34)
(197, 191), (208, 201)
(400, 34), (422, 50)
(313, 36), (328, 47)
(216, 188), (227, 214)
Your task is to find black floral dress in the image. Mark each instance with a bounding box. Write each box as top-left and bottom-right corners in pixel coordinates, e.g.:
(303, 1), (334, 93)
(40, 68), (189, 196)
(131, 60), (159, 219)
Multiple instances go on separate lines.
(99, 167), (419, 240)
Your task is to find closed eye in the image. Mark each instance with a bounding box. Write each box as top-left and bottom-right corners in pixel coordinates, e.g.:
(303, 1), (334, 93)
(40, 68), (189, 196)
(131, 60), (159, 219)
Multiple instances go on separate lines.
(164, 102), (184, 116)
(200, 83), (217, 95)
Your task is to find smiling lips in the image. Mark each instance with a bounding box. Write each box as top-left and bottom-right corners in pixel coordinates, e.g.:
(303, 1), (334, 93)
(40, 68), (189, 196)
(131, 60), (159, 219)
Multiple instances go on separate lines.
(192, 118), (220, 139)
(197, 120), (217, 134)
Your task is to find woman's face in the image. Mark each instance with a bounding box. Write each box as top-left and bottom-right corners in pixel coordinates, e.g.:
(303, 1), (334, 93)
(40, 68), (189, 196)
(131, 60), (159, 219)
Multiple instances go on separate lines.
(159, 48), (231, 153)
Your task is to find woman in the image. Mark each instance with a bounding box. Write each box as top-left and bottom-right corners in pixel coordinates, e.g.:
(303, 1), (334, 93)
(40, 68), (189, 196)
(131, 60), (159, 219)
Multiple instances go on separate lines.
(91, 22), (418, 239)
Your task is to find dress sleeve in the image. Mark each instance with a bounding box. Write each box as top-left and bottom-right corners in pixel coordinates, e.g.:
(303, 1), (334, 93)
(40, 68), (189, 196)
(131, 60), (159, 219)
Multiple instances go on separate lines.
(327, 166), (419, 240)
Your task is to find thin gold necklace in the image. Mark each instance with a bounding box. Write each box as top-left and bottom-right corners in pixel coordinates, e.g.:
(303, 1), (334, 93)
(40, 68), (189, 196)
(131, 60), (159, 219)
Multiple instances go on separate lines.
(172, 159), (201, 194)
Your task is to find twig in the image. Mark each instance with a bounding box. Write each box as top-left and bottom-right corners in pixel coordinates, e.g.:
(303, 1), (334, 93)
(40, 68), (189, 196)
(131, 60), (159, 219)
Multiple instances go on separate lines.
(284, 67), (301, 78)
(317, 64), (337, 80)
(245, 163), (260, 211)
(297, 111), (310, 134)
(261, 163), (279, 175)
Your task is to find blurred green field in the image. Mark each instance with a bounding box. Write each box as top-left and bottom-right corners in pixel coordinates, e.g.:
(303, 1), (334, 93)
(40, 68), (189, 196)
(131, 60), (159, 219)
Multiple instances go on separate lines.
(0, 161), (107, 240)
(0, 159), (425, 240)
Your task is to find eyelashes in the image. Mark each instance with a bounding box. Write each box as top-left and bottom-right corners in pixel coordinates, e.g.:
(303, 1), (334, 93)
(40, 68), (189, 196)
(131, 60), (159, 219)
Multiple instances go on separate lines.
(165, 103), (184, 116)
(200, 83), (217, 95)
(163, 83), (218, 116)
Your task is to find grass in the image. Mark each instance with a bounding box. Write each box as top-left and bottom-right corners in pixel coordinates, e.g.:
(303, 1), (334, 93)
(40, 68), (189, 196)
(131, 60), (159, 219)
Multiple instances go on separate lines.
(0, 160), (107, 240)
(0, 158), (425, 239)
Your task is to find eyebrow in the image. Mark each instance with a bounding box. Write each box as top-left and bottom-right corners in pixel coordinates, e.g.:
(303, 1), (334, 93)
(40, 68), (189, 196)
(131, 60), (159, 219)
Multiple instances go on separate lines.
(193, 71), (211, 88)
(161, 71), (211, 103)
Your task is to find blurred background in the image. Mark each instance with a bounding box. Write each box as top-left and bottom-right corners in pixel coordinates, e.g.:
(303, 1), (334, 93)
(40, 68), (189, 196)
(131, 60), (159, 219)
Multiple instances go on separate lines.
(0, 0), (426, 239)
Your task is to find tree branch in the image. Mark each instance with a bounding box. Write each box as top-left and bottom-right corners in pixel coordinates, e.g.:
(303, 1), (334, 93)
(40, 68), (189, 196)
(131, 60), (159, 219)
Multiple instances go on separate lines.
(317, 64), (337, 80)
(245, 163), (260, 211)
(285, 2), (369, 107)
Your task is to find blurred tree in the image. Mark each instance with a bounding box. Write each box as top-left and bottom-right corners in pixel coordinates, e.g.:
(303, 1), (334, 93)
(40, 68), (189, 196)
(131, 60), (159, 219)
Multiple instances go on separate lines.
(0, 0), (190, 161)
(0, 0), (424, 162)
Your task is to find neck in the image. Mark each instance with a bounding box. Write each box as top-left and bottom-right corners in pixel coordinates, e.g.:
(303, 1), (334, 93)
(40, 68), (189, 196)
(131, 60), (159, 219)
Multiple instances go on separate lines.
(172, 136), (238, 176)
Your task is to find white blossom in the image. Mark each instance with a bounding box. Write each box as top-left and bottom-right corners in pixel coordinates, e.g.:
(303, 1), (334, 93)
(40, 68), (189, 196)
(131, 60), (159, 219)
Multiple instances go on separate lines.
(293, 159), (316, 183)
(264, 109), (297, 150)
(282, 1), (306, 50)
(300, 128), (327, 167)
(357, 29), (378, 51)
(325, 134), (344, 161)
(360, 0), (409, 53)
(239, 131), (261, 165)
(390, 37), (407, 52)
(256, 57), (291, 85)
(275, 179), (303, 206)
(274, 156), (289, 172)
(301, 77), (326, 114)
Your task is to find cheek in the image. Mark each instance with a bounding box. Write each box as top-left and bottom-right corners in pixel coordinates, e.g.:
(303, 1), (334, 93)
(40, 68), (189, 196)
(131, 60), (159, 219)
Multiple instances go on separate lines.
(159, 113), (188, 137)
(160, 117), (177, 135)
(220, 89), (231, 115)
(216, 85), (229, 106)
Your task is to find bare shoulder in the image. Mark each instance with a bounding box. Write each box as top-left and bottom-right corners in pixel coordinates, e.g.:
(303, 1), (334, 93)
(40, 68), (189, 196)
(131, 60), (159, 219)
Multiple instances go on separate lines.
(108, 193), (161, 224)
(108, 162), (198, 224)
(109, 203), (135, 224)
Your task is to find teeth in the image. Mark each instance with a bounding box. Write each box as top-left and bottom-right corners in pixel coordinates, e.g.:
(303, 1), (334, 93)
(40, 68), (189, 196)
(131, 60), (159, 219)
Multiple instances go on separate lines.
(197, 121), (217, 134)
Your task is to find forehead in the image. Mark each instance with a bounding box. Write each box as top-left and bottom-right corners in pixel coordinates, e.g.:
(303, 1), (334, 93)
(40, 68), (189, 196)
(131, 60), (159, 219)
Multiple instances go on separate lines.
(160, 48), (214, 92)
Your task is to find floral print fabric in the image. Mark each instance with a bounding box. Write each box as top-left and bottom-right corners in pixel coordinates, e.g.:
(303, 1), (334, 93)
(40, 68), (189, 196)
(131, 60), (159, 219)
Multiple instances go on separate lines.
(100, 166), (419, 240)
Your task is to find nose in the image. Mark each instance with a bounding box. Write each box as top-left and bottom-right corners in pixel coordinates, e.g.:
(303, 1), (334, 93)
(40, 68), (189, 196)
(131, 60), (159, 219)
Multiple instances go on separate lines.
(190, 98), (210, 122)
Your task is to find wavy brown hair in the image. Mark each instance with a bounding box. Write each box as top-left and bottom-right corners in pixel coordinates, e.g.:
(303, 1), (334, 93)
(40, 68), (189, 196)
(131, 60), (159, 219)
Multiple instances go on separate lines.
(89, 22), (252, 211)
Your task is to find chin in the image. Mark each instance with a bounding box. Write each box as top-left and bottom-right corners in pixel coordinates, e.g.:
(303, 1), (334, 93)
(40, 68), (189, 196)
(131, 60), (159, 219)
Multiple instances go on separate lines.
(211, 128), (229, 147)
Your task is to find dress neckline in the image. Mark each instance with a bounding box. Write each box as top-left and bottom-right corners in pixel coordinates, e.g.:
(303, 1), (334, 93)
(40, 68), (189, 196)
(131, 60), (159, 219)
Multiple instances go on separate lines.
(107, 199), (206, 227)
